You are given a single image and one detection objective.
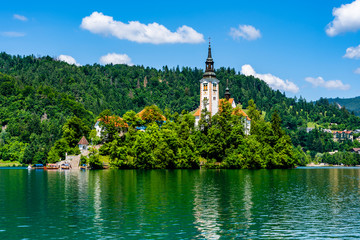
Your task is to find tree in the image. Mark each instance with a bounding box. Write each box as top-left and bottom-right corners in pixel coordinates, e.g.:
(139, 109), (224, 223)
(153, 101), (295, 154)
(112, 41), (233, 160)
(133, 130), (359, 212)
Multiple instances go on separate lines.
(247, 99), (261, 122)
(62, 116), (90, 148)
(271, 110), (284, 139)
(137, 105), (166, 124)
(87, 147), (103, 169)
(198, 98), (211, 134)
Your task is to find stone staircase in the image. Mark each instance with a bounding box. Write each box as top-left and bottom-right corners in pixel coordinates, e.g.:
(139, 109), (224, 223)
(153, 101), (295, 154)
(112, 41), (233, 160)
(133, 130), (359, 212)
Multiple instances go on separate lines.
(57, 150), (90, 170)
(56, 145), (101, 170)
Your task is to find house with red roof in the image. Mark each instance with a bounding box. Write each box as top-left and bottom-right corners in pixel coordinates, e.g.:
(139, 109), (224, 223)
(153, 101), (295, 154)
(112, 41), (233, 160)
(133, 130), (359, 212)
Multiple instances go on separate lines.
(332, 130), (353, 142)
(95, 116), (129, 137)
(78, 136), (89, 151)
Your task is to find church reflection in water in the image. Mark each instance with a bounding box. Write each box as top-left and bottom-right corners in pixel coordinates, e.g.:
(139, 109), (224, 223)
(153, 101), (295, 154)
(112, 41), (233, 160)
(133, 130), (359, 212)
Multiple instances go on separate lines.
(193, 170), (222, 239)
(192, 170), (254, 239)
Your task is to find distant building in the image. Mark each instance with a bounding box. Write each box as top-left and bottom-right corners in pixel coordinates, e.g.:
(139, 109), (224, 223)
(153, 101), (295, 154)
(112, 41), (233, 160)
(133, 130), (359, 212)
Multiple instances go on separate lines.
(351, 148), (360, 154)
(328, 150), (338, 155)
(95, 116), (129, 137)
(78, 136), (89, 150)
(332, 130), (353, 142)
(323, 129), (332, 133)
(306, 127), (314, 133)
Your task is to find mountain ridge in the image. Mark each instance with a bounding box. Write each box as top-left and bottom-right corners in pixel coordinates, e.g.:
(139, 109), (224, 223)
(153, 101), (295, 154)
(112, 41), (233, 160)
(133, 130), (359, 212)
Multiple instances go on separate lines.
(327, 96), (360, 116)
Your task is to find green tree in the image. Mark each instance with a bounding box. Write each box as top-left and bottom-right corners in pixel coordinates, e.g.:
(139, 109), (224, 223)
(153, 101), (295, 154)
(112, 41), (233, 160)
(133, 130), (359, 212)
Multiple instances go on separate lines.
(247, 99), (261, 122)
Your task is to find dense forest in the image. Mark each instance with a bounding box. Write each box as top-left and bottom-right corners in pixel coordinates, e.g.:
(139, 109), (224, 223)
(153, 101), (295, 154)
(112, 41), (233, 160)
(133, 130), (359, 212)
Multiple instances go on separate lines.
(0, 52), (359, 167)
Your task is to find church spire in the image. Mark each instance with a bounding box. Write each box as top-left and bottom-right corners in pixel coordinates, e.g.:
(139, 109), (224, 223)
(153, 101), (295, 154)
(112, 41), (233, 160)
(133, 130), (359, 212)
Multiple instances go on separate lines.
(207, 38), (212, 59)
(203, 38), (216, 78)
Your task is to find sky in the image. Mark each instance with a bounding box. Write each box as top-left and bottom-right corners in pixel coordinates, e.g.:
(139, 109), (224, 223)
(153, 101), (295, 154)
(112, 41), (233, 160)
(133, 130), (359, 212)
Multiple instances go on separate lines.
(1, 0), (360, 101)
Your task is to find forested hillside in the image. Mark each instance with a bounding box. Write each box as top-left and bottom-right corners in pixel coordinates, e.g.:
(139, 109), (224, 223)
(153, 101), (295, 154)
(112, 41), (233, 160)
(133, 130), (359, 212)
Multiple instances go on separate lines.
(328, 96), (360, 117)
(0, 52), (359, 165)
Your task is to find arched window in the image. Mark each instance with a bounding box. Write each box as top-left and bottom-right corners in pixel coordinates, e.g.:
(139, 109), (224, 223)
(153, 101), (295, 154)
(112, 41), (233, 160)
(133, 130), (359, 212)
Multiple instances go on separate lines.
(203, 83), (208, 91)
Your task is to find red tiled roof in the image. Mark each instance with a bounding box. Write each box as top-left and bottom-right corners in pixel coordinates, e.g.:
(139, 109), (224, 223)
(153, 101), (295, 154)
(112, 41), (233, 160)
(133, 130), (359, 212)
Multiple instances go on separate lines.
(233, 108), (251, 121)
(193, 108), (201, 117)
(332, 130), (352, 134)
(78, 136), (89, 145)
(218, 98), (234, 106)
(98, 116), (129, 128)
(137, 108), (166, 121)
(219, 98), (251, 121)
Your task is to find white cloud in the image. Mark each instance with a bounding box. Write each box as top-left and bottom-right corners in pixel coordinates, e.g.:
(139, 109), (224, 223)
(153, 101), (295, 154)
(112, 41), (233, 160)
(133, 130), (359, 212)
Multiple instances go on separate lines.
(305, 77), (350, 90)
(230, 25), (261, 41)
(241, 64), (299, 93)
(57, 55), (81, 66)
(1, 32), (25, 37)
(13, 14), (28, 21)
(326, 0), (360, 36)
(344, 44), (360, 59)
(99, 53), (133, 66)
(80, 12), (204, 44)
(354, 68), (360, 74)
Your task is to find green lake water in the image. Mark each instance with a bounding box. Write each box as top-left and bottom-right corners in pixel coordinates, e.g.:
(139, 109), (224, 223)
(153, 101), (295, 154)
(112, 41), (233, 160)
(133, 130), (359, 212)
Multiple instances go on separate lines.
(1, 167), (360, 239)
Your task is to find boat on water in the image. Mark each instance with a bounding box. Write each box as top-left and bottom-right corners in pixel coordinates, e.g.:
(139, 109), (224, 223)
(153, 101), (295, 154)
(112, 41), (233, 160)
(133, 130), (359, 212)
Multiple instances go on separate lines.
(80, 164), (87, 170)
(46, 163), (59, 170)
(32, 164), (44, 169)
(61, 163), (70, 170)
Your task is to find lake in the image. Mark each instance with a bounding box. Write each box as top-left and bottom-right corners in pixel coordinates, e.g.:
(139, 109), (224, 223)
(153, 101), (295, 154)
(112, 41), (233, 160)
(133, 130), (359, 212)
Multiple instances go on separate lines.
(1, 167), (360, 239)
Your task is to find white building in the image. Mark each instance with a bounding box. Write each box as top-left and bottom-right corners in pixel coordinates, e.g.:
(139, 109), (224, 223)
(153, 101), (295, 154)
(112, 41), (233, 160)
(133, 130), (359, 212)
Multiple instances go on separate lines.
(94, 116), (129, 137)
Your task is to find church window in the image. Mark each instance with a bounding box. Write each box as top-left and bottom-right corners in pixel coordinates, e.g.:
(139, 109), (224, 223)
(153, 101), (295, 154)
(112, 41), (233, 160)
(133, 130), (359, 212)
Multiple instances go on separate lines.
(213, 83), (217, 91)
(213, 97), (216, 100)
(203, 83), (208, 91)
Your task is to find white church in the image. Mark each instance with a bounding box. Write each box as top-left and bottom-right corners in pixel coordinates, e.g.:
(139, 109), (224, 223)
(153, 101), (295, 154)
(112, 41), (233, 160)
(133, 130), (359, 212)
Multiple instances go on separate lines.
(193, 43), (251, 135)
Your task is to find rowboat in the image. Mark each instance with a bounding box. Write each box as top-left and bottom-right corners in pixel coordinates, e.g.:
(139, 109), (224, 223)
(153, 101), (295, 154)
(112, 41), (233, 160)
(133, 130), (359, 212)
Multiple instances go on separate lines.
(46, 163), (59, 170)
(61, 163), (70, 170)
(32, 164), (44, 169)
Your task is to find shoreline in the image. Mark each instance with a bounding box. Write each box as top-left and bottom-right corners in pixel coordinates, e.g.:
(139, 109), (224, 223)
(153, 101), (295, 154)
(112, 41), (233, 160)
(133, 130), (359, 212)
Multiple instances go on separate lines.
(305, 163), (360, 167)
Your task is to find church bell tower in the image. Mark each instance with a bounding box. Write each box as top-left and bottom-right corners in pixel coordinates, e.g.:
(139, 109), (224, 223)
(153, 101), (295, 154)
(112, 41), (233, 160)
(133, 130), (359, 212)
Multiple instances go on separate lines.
(199, 40), (219, 117)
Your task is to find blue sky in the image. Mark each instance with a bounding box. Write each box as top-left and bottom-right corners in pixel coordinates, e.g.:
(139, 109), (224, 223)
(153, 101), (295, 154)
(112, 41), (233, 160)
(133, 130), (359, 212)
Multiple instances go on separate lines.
(1, 0), (360, 101)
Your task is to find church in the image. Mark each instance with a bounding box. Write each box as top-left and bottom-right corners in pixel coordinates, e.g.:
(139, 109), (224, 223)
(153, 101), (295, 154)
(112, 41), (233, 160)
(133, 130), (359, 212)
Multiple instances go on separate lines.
(193, 42), (251, 135)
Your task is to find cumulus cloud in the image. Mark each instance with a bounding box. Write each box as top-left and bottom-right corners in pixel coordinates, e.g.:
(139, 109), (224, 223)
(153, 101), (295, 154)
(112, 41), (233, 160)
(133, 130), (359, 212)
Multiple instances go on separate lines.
(13, 14), (28, 21)
(80, 12), (204, 44)
(57, 55), (81, 66)
(354, 68), (360, 74)
(326, 0), (360, 36)
(305, 77), (350, 90)
(230, 25), (261, 41)
(99, 53), (133, 66)
(1, 32), (25, 37)
(344, 44), (360, 59)
(241, 64), (299, 93)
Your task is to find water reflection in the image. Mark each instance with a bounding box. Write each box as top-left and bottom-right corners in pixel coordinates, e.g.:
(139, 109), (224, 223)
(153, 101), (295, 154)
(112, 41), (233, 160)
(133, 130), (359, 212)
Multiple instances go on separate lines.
(242, 174), (253, 229)
(3, 168), (360, 239)
(93, 173), (103, 231)
(193, 170), (221, 239)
